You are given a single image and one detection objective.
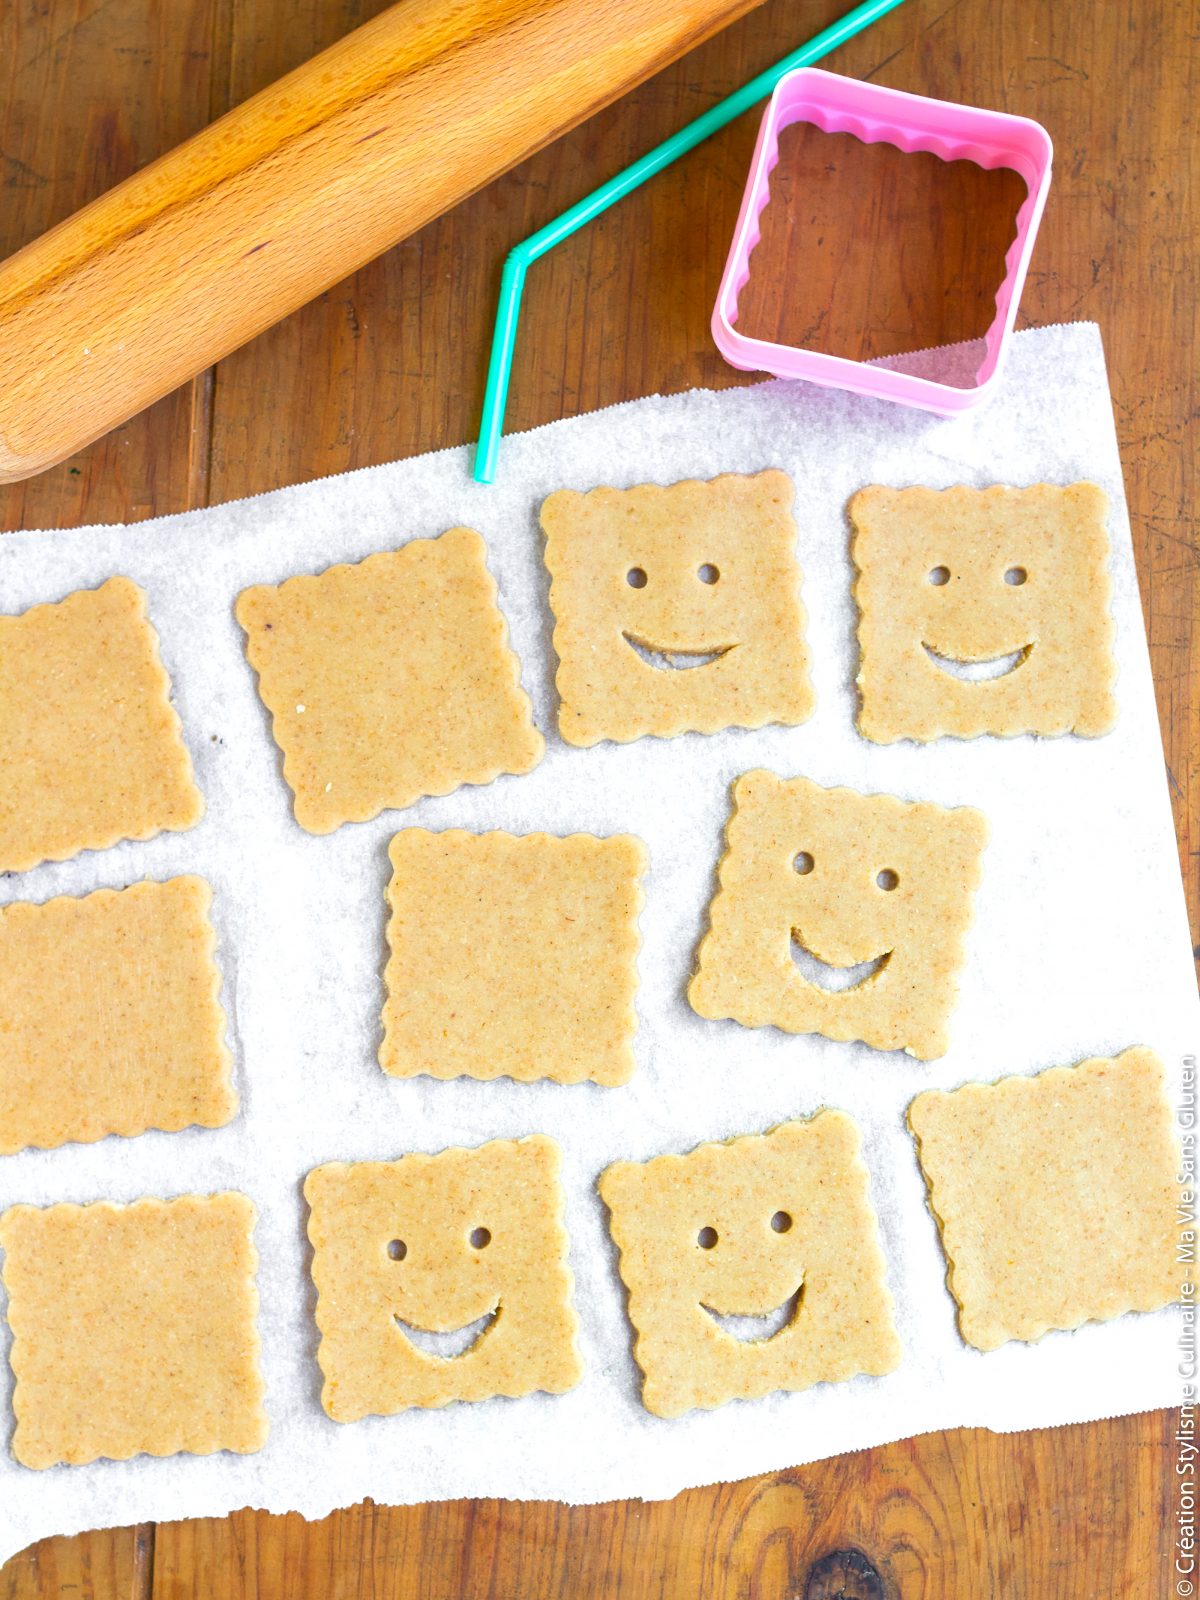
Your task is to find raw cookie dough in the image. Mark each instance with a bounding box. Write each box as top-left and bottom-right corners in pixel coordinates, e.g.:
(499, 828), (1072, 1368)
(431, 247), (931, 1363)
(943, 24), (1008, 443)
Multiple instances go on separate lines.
(850, 481), (1117, 742)
(0, 876), (235, 1156)
(0, 576), (203, 873)
(235, 528), (543, 833)
(540, 471), (814, 746)
(689, 770), (987, 1060)
(599, 1112), (900, 1417)
(0, 1192), (268, 1469)
(908, 1046), (1180, 1351)
(305, 1136), (582, 1420)
(380, 829), (646, 1085)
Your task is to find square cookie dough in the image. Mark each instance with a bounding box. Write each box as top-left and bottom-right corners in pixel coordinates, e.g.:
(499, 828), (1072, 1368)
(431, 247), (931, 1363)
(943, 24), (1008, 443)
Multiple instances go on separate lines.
(380, 829), (646, 1085)
(908, 1046), (1180, 1351)
(0, 1192), (268, 1469)
(236, 528), (543, 833)
(305, 1136), (582, 1420)
(599, 1112), (900, 1417)
(0, 577), (203, 873)
(540, 471), (814, 746)
(850, 482), (1117, 742)
(689, 770), (987, 1060)
(0, 876), (235, 1156)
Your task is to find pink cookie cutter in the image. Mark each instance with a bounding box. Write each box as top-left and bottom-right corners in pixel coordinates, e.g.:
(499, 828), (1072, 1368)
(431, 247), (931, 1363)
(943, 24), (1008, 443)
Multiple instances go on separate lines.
(712, 68), (1053, 414)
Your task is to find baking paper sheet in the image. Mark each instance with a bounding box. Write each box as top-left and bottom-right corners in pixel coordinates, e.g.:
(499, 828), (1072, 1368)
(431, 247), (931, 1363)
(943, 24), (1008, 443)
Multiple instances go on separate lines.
(0, 323), (1194, 1562)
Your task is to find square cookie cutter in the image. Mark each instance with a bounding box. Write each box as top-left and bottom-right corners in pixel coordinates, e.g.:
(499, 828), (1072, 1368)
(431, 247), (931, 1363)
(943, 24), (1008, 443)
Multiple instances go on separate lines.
(712, 68), (1053, 414)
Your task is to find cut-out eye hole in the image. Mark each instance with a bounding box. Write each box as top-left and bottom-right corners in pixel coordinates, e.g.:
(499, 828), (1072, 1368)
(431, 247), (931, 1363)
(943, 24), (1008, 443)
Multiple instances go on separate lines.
(626, 567), (647, 588)
(697, 564), (720, 585)
(876, 869), (899, 891)
(771, 1211), (793, 1233)
(697, 1226), (718, 1250)
(387, 1239), (407, 1261)
(927, 566), (951, 586)
(793, 851), (814, 875)
(469, 1227), (491, 1249)
(1005, 566), (1027, 586)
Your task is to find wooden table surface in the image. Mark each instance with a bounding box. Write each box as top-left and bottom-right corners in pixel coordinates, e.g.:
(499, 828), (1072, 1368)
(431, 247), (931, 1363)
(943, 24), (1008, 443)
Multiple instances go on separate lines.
(1, 0), (1194, 1594)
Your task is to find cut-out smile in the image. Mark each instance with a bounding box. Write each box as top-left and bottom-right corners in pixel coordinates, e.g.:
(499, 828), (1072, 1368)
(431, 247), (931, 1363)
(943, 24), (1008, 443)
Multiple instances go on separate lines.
(922, 641), (1033, 681)
(394, 1303), (499, 1360)
(790, 935), (891, 993)
(702, 1286), (804, 1344)
(623, 633), (735, 672)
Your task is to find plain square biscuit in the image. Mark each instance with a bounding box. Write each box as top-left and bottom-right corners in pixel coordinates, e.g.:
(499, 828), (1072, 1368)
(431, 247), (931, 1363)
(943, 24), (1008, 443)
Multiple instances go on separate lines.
(908, 1046), (1180, 1351)
(599, 1112), (900, 1417)
(540, 471), (814, 746)
(689, 770), (987, 1060)
(0, 876), (236, 1156)
(380, 830), (646, 1085)
(235, 528), (543, 833)
(0, 1192), (268, 1469)
(0, 577), (203, 873)
(305, 1136), (582, 1420)
(850, 482), (1117, 742)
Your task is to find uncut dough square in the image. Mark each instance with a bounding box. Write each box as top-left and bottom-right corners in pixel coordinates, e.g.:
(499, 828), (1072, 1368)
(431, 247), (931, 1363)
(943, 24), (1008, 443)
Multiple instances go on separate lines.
(305, 1136), (582, 1420)
(0, 876), (235, 1156)
(380, 829), (646, 1085)
(235, 528), (543, 833)
(599, 1112), (900, 1417)
(0, 1192), (268, 1469)
(540, 471), (814, 746)
(689, 770), (987, 1060)
(850, 482), (1117, 742)
(0, 577), (203, 873)
(908, 1047), (1180, 1351)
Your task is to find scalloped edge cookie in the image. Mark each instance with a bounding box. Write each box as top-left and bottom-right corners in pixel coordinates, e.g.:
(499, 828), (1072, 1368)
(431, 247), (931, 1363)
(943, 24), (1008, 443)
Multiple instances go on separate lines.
(235, 528), (543, 833)
(305, 1135), (582, 1420)
(908, 1046), (1180, 1351)
(540, 472), (814, 747)
(0, 577), (203, 873)
(850, 482), (1118, 743)
(0, 876), (236, 1156)
(689, 769), (987, 1060)
(599, 1112), (900, 1417)
(380, 829), (646, 1084)
(0, 1191), (268, 1469)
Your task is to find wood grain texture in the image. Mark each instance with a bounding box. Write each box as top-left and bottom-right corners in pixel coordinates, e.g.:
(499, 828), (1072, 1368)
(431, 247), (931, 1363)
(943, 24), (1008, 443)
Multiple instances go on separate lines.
(0, 0), (221, 529)
(0, 0), (1193, 1594)
(0, 1524), (150, 1600)
(0, 0), (767, 481)
(0, 1415), (1173, 1596)
(735, 124), (1031, 359)
(150, 1414), (1174, 1596)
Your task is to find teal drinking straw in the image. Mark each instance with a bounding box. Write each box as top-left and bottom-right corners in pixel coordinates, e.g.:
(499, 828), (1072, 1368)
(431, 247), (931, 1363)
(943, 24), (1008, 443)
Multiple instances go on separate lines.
(473, 0), (907, 483)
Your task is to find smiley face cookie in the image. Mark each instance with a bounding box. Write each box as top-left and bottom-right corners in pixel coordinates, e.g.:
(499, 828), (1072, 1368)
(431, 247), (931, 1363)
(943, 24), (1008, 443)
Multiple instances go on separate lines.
(850, 482), (1117, 742)
(689, 771), (987, 1060)
(599, 1113), (900, 1417)
(305, 1136), (582, 1420)
(540, 471), (814, 746)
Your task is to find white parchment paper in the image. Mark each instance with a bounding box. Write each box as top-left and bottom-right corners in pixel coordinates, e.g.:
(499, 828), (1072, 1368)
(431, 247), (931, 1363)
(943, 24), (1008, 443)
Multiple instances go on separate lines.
(0, 323), (1195, 1562)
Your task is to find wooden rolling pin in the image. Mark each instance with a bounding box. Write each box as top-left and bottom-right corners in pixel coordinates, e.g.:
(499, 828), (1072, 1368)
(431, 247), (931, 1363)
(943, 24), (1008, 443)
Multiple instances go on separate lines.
(0, 0), (764, 483)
